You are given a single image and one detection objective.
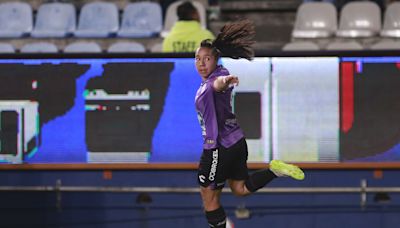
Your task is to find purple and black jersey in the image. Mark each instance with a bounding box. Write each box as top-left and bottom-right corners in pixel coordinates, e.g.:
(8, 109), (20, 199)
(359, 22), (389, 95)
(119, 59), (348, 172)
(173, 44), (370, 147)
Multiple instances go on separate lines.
(195, 65), (244, 150)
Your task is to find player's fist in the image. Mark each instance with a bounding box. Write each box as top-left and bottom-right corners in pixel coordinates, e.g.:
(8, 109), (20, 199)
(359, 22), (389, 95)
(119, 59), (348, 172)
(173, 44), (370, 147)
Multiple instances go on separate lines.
(223, 75), (239, 86)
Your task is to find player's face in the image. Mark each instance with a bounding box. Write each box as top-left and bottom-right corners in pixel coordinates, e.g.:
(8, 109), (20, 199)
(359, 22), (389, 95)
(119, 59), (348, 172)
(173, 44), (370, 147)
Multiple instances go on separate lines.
(195, 47), (217, 80)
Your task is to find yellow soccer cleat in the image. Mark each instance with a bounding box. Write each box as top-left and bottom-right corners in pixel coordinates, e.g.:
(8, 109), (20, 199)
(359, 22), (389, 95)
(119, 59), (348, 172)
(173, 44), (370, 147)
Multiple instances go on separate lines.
(270, 160), (305, 180)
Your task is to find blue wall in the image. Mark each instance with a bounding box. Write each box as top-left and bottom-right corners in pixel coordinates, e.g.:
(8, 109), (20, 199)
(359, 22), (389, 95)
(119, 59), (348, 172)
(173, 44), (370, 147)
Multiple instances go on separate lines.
(1, 169), (400, 228)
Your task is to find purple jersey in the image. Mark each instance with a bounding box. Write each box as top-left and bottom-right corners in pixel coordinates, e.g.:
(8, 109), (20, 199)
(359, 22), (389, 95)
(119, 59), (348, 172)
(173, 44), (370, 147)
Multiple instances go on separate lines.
(195, 65), (244, 149)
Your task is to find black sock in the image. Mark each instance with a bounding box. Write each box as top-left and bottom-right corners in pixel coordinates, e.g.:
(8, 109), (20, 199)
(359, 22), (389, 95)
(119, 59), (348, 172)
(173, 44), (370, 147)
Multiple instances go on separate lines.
(205, 207), (226, 228)
(245, 169), (277, 192)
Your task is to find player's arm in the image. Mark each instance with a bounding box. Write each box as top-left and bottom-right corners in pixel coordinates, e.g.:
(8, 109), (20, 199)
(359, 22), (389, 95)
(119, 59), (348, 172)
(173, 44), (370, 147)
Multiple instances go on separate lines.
(213, 75), (239, 92)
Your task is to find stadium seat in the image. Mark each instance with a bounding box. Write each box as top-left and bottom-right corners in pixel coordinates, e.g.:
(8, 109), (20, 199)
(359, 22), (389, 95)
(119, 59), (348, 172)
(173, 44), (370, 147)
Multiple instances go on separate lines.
(107, 42), (146, 53)
(74, 2), (119, 38)
(31, 3), (76, 38)
(370, 40), (400, 50)
(161, 0), (207, 37)
(325, 41), (363, 50)
(0, 43), (15, 53)
(150, 42), (163, 53)
(118, 2), (162, 38)
(64, 42), (102, 53)
(282, 41), (320, 51)
(20, 42), (58, 53)
(336, 1), (381, 38)
(0, 2), (32, 37)
(292, 2), (337, 38)
(380, 2), (400, 38)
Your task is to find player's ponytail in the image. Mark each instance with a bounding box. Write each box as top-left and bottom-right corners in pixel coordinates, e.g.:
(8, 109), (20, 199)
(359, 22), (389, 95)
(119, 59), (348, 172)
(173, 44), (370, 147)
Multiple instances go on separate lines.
(200, 19), (255, 61)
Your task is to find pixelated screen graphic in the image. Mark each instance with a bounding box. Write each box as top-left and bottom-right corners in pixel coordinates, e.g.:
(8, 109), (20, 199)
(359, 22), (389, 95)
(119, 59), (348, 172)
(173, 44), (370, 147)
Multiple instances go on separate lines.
(0, 56), (399, 164)
(221, 58), (271, 162)
(340, 57), (400, 162)
(0, 59), (196, 163)
(271, 57), (340, 162)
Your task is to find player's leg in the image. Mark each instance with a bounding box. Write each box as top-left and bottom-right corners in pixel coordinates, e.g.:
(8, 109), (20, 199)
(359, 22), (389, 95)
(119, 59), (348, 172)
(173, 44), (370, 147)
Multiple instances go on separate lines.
(198, 148), (228, 228)
(229, 161), (304, 195)
(200, 187), (226, 228)
(229, 169), (278, 195)
(228, 138), (304, 195)
(226, 138), (277, 195)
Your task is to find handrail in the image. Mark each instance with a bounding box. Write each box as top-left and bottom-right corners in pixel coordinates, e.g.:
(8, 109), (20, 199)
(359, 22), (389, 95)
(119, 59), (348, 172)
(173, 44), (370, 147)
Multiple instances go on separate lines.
(1, 162), (400, 170)
(1, 186), (400, 193)
(1, 179), (398, 208)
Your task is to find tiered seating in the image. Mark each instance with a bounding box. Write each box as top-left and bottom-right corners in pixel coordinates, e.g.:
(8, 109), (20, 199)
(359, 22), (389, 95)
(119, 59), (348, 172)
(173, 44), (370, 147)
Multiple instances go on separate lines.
(0, 0), (398, 53)
(0, 0), (210, 53)
(285, 1), (400, 51)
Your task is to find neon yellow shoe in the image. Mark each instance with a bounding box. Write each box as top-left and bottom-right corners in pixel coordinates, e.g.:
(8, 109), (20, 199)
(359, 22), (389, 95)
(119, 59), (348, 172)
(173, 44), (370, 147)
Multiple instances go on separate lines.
(270, 160), (305, 180)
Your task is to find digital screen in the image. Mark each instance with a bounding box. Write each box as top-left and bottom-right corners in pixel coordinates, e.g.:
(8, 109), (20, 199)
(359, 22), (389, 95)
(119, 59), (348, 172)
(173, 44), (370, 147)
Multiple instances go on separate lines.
(340, 57), (400, 162)
(272, 57), (340, 162)
(0, 56), (399, 164)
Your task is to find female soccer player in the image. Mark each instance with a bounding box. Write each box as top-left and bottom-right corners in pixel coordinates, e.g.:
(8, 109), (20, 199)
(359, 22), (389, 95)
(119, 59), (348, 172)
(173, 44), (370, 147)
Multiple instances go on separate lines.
(194, 20), (305, 228)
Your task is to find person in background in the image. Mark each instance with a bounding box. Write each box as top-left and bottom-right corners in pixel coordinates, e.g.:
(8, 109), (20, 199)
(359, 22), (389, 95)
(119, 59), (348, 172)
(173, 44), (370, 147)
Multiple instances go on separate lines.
(162, 1), (215, 52)
(194, 20), (305, 228)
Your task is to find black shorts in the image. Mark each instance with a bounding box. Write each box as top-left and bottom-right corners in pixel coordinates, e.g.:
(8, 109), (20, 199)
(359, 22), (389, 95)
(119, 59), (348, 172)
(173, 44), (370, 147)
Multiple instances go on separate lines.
(197, 138), (249, 190)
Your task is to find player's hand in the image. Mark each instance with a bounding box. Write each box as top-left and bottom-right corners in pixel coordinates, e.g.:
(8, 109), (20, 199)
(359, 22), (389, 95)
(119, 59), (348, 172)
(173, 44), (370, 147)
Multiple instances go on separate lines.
(223, 75), (239, 87)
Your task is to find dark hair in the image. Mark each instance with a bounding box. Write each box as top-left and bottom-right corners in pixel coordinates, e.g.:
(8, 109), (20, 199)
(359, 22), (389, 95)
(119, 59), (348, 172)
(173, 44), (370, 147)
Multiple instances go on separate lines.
(177, 1), (198, 21)
(200, 20), (255, 61)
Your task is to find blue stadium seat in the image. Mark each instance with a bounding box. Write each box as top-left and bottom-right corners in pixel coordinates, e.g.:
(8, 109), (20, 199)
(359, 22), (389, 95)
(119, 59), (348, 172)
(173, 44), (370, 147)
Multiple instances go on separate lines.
(74, 2), (119, 38)
(64, 41), (102, 53)
(107, 42), (146, 53)
(118, 2), (162, 38)
(0, 43), (15, 53)
(0, 2), (32, 37)
(31, 3), (76, 38)
(20, 42), (58, 53)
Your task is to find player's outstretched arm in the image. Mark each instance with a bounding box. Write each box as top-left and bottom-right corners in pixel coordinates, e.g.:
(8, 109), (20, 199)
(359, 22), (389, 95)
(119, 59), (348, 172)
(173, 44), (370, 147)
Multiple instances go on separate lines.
(213, 75), (239, 92)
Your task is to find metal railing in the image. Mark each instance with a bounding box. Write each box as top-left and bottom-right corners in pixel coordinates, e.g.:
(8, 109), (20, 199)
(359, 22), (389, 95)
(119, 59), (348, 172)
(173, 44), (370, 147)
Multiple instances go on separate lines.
(1, 179), (400, 209)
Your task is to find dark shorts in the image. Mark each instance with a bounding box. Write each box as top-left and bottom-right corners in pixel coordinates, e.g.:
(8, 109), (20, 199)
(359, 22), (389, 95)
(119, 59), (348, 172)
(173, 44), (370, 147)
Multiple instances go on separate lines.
(197, 138), (249, 190)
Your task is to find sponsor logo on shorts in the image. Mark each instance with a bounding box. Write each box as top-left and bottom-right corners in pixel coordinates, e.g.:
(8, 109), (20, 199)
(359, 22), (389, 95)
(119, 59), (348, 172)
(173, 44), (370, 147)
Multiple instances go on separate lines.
(199, 175), (206, 183)
(209, 149), (218, 181)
